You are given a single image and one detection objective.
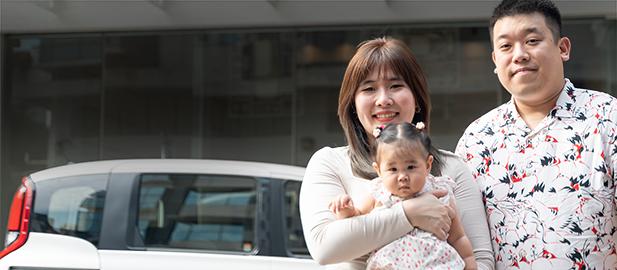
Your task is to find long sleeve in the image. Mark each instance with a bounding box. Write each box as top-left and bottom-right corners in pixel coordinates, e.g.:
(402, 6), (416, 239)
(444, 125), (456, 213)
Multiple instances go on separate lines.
(299, 147), (413, 268)
(441, 150), (495, 270)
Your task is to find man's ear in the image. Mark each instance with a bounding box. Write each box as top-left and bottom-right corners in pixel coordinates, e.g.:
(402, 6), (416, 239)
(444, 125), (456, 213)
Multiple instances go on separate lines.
(558, 37), (571, 62)
(427, 155), (434, 172)
(372, 162), (379, 173)
(491, 50), (496, 65)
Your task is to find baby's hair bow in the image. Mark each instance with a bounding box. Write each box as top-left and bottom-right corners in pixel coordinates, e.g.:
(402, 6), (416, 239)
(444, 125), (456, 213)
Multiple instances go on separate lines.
(373, 125), (385, 138)
(415, 122), (425, 130)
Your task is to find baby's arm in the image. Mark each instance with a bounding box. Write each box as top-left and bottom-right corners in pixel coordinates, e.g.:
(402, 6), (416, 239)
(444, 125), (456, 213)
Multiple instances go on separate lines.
(447, 201), (478, 270)
(328, 194), (377, 219)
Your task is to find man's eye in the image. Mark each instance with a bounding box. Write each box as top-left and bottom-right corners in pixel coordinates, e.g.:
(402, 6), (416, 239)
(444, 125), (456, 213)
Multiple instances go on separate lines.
(527, 39), (540, 45)
(499, 44), (511, 50)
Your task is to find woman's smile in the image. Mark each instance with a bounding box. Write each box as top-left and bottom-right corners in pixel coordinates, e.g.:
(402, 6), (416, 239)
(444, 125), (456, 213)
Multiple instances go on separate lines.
(354, 68), (416, 137)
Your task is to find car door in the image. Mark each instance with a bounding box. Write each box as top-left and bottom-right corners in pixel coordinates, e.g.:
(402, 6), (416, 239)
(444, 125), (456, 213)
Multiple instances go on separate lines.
(98, 172), (272, 270)
(269, 179), (321, 270)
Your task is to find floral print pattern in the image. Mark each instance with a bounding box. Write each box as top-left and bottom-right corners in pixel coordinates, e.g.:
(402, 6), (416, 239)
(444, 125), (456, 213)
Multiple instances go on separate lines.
(456, 79), (617, 269)
(367, 175), (465, 270)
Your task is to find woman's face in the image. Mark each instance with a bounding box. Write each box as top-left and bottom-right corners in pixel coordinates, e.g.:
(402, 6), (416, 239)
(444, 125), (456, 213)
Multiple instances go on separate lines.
(354, 67), (417, 139)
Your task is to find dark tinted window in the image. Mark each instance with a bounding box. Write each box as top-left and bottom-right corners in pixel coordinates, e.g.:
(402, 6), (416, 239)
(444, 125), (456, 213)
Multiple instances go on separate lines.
(283, 180), (309, 256)
(30, 174), (107, 246)
(137, 174), (257, 252)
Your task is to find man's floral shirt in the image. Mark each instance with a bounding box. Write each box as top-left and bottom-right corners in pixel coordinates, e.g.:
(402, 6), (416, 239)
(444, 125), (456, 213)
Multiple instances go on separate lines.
(456, 79), (617, 269)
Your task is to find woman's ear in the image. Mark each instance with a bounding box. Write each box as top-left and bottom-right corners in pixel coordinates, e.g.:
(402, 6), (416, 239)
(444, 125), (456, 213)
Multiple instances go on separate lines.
(426, 155), (434, 172)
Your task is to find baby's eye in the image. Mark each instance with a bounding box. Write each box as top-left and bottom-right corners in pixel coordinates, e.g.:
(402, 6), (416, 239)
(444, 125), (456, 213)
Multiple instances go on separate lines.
(407, 165), (416, 170)
(388, 167), (397, 172)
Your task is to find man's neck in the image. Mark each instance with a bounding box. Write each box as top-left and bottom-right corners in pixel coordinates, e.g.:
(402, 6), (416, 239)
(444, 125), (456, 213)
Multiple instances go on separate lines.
(514, 89), (562, 130)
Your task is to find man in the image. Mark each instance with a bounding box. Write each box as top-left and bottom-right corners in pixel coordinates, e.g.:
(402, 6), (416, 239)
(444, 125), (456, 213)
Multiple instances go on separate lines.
(455, 0), (617, 269)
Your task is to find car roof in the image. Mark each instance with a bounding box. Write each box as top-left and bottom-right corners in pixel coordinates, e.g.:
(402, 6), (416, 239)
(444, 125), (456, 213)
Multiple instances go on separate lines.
(29, 159), (306, 182)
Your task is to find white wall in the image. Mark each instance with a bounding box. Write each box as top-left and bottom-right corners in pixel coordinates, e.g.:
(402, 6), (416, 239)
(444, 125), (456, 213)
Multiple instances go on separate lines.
(1, 0), (616, 34)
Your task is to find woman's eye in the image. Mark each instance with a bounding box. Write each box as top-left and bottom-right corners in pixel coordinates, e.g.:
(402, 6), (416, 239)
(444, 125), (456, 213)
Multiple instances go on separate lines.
(391, 84), (403, 89)
(361, 87), (374, 92)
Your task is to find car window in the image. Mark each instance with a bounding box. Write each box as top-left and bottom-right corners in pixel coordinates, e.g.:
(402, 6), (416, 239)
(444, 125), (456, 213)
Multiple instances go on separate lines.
(137, 174), (257, 253)
(30, 174), (107, 246)
(283, 180), (310, 257)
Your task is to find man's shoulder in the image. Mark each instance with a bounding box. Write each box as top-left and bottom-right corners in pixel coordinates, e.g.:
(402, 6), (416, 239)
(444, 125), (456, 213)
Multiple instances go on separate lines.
(568, 84), (616, 106)
(567, 85), (617, 120)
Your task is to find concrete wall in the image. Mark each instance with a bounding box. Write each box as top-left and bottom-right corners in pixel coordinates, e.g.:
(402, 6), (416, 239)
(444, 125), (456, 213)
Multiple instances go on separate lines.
(2, 0), (616, 34)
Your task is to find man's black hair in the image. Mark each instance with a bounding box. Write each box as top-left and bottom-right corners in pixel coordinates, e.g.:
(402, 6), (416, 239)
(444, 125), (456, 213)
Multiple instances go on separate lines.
(490, 0), (562, 43)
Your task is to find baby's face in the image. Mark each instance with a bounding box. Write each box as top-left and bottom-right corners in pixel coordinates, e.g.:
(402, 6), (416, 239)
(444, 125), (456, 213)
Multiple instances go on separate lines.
(373, 143), (432, 199)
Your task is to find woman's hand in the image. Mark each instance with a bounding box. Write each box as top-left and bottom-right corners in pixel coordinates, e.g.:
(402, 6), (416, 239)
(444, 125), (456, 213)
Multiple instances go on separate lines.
(401, 189), (454, 240)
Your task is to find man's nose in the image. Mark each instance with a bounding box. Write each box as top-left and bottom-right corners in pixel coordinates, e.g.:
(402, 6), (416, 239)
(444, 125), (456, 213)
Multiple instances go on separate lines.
(513, 43), (530, 63)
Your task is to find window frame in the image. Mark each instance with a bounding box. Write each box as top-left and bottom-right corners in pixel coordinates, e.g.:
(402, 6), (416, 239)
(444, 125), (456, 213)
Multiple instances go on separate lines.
(130, 172), (265, 256)
(29, 173), (108, 246)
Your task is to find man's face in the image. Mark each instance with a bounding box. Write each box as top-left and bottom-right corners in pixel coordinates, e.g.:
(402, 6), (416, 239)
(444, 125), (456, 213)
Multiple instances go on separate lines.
(491, 12), (571, 105)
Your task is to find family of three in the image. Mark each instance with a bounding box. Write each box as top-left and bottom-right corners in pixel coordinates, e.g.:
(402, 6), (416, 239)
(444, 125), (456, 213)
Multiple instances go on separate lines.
(299, 0), (617, 269)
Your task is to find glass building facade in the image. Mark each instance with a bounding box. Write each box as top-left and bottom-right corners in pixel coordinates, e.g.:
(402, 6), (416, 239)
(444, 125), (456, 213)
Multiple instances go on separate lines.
(2, 19), (616, 232)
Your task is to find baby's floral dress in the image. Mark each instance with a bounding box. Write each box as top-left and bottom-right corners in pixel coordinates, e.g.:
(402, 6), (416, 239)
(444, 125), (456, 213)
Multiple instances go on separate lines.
(366, 175), (465, 270)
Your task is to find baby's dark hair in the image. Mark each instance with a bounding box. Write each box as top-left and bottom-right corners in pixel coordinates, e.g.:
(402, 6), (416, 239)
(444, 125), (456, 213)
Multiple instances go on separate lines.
(373, 122), (442, 176)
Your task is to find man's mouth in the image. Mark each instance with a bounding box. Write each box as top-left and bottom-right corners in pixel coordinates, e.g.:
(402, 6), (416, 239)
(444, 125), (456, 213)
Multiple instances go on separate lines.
(512, 67), (537, 76)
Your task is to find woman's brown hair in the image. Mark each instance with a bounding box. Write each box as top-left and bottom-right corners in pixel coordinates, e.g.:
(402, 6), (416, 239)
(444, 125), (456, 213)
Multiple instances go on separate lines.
(337, 37), (431, 179)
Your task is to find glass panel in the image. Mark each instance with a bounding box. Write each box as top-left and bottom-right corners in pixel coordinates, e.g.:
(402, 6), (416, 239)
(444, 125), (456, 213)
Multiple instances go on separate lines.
(293, 31), (363, 165)
(291, 27), (503, 155)
(102, 34), (195, 159)
(137, 174), (257, 252)
(3, 19), (616, 245)
(283, 180), (309, 257)
(198, 33), (294, 163)
(564, 19), (617, 95)
(5, 36), (102, 175)
(30, 174), (108, 245)
(393, 27), (503, 151)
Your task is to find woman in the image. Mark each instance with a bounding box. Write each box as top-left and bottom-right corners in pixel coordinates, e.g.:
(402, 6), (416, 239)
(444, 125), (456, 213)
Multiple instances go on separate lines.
(299, 37), (494, 269)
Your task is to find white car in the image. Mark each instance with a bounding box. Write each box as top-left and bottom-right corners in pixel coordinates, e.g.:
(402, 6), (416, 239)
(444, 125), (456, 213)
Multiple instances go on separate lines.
(0, 159), (321, 270)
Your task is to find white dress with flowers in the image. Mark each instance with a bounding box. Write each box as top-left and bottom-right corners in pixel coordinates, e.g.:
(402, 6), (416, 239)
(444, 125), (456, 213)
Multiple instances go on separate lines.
(366, 175), (465, 270)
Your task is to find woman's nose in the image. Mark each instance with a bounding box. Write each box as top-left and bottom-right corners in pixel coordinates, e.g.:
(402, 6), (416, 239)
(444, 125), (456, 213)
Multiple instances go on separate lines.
(375, 89), (393, 107)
